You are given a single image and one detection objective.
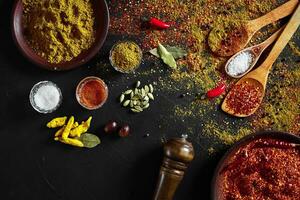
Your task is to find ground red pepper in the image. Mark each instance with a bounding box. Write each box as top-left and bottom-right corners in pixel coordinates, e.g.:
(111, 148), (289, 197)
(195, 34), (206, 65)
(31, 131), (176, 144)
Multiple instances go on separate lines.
(226, 81), (263, 115)
(77, 77), (108, 109)
(218, 138), (300, 200)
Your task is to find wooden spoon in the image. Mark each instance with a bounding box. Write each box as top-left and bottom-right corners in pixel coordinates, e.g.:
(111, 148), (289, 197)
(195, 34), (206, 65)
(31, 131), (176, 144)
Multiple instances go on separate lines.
(222, 4), (300, 117)
(225, 27), (284, 78)
(209, 0), (298, 57)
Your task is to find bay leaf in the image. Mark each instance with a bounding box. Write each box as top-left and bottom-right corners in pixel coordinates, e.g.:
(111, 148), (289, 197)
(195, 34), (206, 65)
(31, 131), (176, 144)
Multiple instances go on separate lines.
(149, 48), (160, 58)
(157, 43), (177, 69)
(149, 45), (187, 59)
(164, 45), (187, 59)
(79, 133), (101, 148)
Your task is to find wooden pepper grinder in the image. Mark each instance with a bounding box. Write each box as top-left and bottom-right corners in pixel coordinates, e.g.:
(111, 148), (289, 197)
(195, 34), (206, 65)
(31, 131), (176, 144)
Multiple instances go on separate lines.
(153, 135), (195, 200)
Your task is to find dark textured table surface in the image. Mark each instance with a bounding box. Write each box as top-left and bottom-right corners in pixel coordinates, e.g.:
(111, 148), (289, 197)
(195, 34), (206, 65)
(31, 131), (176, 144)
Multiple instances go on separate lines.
(1, 1), (299, 200)
(0, 1), (221, 199)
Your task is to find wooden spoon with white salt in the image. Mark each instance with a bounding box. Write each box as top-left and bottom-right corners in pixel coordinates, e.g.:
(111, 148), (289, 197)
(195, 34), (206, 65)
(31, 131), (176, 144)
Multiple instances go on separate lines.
(225, 27), (284, 79)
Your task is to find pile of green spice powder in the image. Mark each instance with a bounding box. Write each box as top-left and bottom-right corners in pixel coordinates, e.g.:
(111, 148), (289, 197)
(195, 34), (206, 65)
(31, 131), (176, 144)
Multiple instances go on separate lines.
(107, 0), (300, 153)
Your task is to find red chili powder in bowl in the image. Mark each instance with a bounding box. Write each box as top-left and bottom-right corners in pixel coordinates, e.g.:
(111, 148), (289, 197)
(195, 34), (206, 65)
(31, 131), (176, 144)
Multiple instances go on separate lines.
(217, 138), (300, 200)
(76, 77), (108, 110)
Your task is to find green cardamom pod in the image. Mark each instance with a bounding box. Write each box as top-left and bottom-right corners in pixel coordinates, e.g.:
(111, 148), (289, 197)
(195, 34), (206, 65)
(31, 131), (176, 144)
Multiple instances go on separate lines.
(120, 94), (125, 103)
(123, 100), (130, 107)
(136, 81), (141, 88)
(144, 85), (149, 93)
(124, 90), (133, 95)
(148, 93), (154, 100)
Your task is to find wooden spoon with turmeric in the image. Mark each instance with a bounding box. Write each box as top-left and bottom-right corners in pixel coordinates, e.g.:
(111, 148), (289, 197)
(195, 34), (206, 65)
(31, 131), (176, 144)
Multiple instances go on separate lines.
(208, 0), (299, 57)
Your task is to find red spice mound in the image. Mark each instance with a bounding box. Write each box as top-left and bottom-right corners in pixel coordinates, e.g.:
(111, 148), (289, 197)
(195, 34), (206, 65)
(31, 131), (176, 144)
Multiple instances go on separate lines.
(217, 27), (249, 57)
(226, 81), (263, 115)
(78, 78), (108, 109)
(218, 138), (300, 200)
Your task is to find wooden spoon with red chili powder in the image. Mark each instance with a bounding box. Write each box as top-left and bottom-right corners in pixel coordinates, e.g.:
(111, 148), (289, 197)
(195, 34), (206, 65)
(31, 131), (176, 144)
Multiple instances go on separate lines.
(208, 0), (298, 57)
(222, 4), (300, 117)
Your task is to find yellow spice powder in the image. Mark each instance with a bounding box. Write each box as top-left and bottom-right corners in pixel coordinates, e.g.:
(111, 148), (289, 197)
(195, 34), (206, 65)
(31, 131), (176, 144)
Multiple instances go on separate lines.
(23, 0), (95, 64)
(111, 42), (142, 72)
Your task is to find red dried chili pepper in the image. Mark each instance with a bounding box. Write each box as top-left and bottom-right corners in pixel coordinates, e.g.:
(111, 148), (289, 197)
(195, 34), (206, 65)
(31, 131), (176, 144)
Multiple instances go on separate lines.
(149, 17), (170, 29)
(206, 83), (226, 98)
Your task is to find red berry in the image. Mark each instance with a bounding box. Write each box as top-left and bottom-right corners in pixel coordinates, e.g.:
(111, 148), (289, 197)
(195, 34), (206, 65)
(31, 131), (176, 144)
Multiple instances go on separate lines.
(118, 125), (130, 137)
(104, 121), (118, 133)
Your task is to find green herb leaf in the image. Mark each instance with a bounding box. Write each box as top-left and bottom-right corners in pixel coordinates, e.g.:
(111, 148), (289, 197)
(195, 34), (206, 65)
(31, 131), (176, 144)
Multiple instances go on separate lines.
(149, 45), (187, 59)
(164, 45), (187, 59)
(149, 48), (160, 58)
(157, 43), (177, 69)
(79, 133), (101, 148)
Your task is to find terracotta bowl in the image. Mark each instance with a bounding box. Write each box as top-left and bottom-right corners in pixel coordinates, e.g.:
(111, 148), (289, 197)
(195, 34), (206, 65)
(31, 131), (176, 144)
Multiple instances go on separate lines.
(211, 131), (300, 200)
(11, 0), (109, 71)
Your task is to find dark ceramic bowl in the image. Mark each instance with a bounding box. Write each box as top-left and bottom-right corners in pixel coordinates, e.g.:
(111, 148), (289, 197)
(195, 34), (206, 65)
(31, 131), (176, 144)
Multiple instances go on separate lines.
(12, 0), (109, 71)
(211, 131), (300, 200)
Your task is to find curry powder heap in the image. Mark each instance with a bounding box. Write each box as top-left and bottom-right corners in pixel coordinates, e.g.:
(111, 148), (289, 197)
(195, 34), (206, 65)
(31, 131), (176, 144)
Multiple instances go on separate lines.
(23, 0), (95, 64)
(111, 42), (142, 73)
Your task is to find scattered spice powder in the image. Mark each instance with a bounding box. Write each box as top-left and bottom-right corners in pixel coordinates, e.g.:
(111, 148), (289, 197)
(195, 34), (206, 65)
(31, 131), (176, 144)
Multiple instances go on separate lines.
(251, 61), (300, 133)
(208, 147), (216, 155)
(208, 22), (249, 56)
(203, 121), (252, 146)
(23, 0), (95, 63)
(107, 0), (300, 147)
(288, 41), (300, 56)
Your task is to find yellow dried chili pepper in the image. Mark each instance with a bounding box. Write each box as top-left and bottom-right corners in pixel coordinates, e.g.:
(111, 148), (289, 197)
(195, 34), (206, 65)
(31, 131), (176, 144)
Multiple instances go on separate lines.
(69, 116), (92, 138)
(55, 137), (84, 147)
(54, 122), (79, 137)
(46, 116), (67, 128)
(54, 127), (64, 137)
(73, 122), (79, 129)
(62, 116), (74, 139)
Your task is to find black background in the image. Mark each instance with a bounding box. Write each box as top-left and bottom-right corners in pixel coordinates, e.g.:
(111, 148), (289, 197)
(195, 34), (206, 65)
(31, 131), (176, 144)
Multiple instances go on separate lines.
(2, 1), (297, 200)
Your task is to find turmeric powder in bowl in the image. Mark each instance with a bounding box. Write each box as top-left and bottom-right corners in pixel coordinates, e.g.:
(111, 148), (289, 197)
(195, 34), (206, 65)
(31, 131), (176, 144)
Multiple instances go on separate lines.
(109, 41), (143, 73)
(22, 0), (96, 64)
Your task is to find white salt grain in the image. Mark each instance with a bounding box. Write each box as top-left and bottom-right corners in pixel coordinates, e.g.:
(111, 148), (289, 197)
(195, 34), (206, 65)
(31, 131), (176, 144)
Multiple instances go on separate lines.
(34, 85), (60, 110)
(227, 51), (254, 76)
(30, 81), (62, 113)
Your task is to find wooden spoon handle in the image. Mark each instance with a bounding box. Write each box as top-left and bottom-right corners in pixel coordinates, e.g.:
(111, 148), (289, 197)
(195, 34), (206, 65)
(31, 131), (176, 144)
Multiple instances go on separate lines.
(261, 4), (300, 70)
(259, 27), (284, 49)
(248, 0), (298, 33)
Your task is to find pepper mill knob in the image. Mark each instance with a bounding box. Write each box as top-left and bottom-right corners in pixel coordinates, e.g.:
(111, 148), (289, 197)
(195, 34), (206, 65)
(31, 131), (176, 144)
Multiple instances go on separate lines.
(153, 135), (195, 200)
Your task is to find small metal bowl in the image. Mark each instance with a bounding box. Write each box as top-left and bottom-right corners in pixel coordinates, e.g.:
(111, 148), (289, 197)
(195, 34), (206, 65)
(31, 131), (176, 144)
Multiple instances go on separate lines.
(12, 0), (109, 71)
(76, 76), (108, 110)
(109, 41), (143, 73)
(211, 131), (300, 200)
(29, 81), (62, 114)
